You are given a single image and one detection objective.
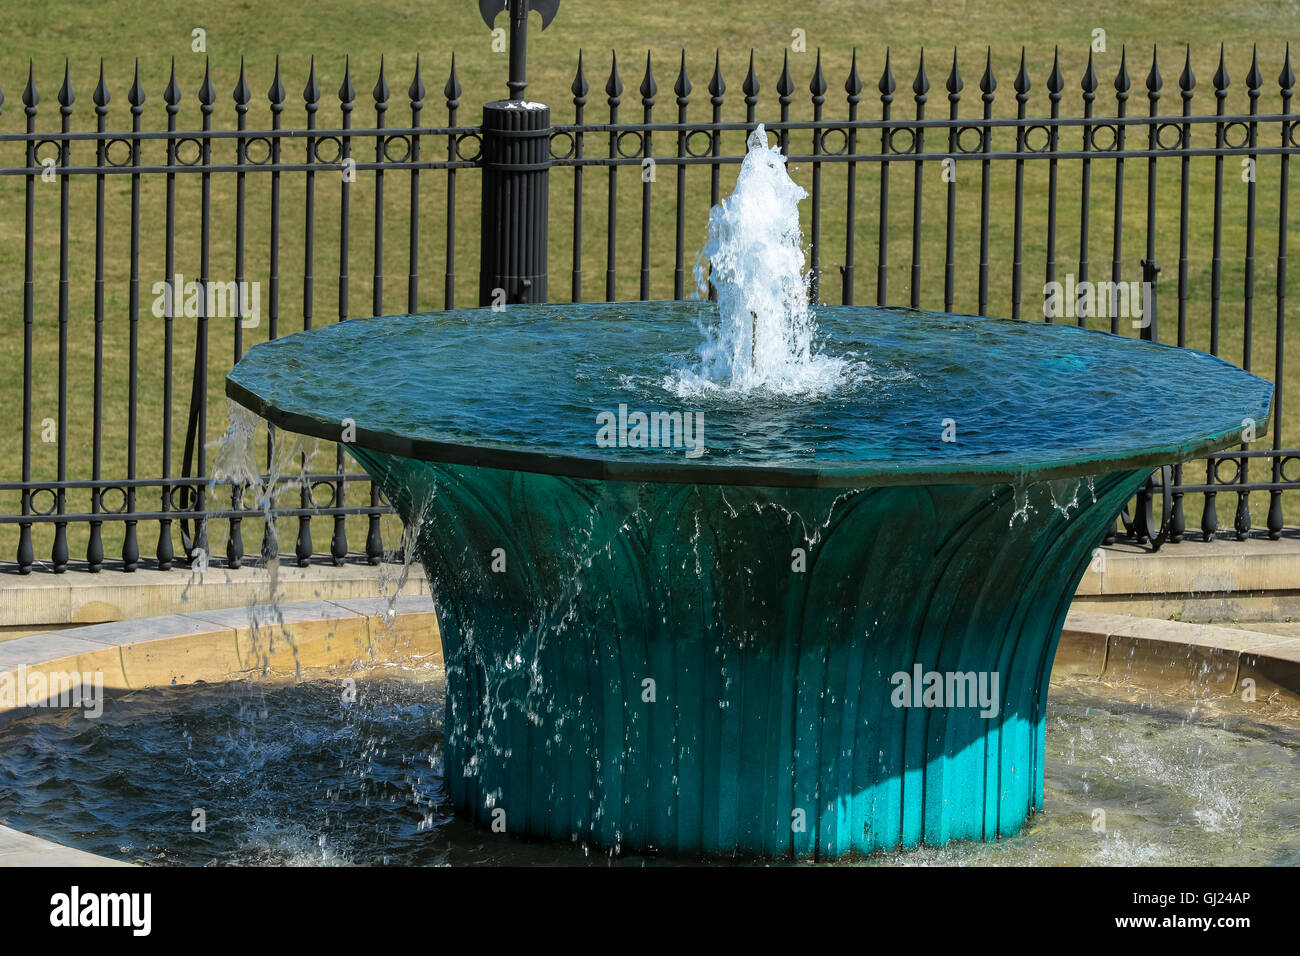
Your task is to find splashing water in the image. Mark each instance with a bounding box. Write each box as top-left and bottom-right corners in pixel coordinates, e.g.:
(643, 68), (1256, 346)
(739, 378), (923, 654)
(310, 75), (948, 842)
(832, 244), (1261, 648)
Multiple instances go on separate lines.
(681, 124), (846, 395)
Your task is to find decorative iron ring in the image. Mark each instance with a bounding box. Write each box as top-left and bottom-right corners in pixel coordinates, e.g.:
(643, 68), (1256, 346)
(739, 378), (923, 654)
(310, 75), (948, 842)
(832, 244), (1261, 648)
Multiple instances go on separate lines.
(956, 125), (985, 153)
(104, 138), (135, 167)
(1155, 122), (1187, 150)
(684, 128), (714, 158)
(99, 485), (129, 515)
(1222, 121), (1251, 150)
(1022, 125), (1052, 153)
(383, 134), (412, 163)
(548, 130), (575, 160)
(454, 132), (482, 162)
(1212, 455), (1242, 485)
(242, 136), (274, 165)
(310, 480), (337, 509)
(33, 138), (63, 167)
(817, 127), (849, 156)
(1281, 454), (1300, 484)
(174, 137), (204, 166)
(1086, 124), (1118, 151)
(311, 136), (342, 165)
(616, 129), (645, 158)
(885, 126), (917, 155)
(28, 487), (57, 517)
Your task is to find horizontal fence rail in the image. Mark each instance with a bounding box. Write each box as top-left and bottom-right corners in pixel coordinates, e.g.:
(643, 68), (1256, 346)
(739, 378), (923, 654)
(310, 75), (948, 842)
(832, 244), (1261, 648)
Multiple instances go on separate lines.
(0, 42), (1297, 573)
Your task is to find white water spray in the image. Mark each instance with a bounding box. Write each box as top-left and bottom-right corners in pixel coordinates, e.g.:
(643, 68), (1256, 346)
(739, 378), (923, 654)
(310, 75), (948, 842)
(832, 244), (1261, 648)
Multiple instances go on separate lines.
(683, 124), (846, 395)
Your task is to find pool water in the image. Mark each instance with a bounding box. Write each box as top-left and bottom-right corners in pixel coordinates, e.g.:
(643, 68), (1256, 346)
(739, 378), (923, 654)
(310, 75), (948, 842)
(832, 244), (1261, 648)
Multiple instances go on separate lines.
(0, 669), (1295, 866)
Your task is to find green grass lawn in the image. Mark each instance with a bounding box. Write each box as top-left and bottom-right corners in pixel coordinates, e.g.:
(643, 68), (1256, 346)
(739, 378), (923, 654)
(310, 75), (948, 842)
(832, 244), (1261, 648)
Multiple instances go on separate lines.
(0, 0), (1297, 566)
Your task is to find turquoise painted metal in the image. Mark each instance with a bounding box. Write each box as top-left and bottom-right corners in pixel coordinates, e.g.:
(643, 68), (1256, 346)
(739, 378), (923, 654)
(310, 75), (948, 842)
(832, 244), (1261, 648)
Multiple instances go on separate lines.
(226, 302), (1274, 858)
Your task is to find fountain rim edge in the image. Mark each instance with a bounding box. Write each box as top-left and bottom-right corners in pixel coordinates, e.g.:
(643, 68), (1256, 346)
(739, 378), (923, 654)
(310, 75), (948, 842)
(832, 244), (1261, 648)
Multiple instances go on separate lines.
(223, 373), (1269, 490)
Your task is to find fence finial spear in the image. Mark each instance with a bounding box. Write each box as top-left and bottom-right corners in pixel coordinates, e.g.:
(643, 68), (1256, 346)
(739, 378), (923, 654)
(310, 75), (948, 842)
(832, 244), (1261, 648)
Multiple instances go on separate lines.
(1179, 47), (1195, 97)
(129, 59), (145, 109)
(846, 49), (862, 100)
(479, 0), (561, 101)
(709, 50), (725, 102)
(1247, 44), (1263, 93)
(947, 48), (962, 99)
(980, 47), (996, 99)
(573, 50), (589, 103)
(22, 60), (37, 110)
(269, 55), (287, 107)
(163, 57), (180, 109)
(409, 53), (425, 105)
(1082, 48), (1098, 97)
(1213, 44), (1229, 94)
(1281, 43), (1295, 95)
(234, 57), (252, 108)
(93, 58), (110, 110)
(58, 58), (74, 110)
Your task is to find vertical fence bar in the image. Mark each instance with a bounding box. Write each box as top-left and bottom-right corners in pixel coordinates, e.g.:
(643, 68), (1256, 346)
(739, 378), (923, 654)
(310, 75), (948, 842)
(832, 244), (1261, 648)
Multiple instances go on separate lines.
(1176, 50), (1195, 348)
(18, 64), (36, 574)
(158, 62), (180, 571)
(978, 50), (995, 316)
(89, 62), (108, 572)
(707, 52), (727, 302)
(1170, 49), (1196, 542)
(373, 60), (388, 318)
(673, 52), (689, 300)
(878, 50), (894, 307)
(1079, 51), (1097, 326)
(1110, 48), (1130, 337)
(298, 58), (320, 566)
(1203, 48), (1230, 540)
(1044, 50), (1062, 321)
(333, 59), (356, 566)
(639, 53), (656, 301)
(124, 63), (143, 571)
(367, 61), (391, 565)
(185, 61), (215, 566)
(605, 54), (621, 302)
(407, 56), (423, 314)
(943, 51), (960, 313)
(53, 63), (73, 573)
(1270, 48), (1293, 539)
(572, 53), (588, 302)
(843, 51), (861, 306)
(777, 52), (793, 157)
(444, 56), (460, 310)
(810, 51), (826, 303)
(1237, 49), (1262, 540)
(229, 60), (251, 570)
(265, 58), (285, 565)
(1011, 50), (1029, 320)
(1142, 48), (1162, 346)
(909, 51), (926, 310)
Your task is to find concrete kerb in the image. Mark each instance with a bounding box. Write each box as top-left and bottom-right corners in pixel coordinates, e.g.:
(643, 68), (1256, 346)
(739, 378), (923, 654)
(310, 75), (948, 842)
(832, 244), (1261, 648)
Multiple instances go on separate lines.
(0, 594), (441, 867)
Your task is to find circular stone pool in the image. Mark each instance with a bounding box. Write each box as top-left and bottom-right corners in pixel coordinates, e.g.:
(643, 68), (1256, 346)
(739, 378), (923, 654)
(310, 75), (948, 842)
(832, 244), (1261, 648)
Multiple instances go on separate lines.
(0, 673), (1295, 866)
(225, 301), (1275, 858)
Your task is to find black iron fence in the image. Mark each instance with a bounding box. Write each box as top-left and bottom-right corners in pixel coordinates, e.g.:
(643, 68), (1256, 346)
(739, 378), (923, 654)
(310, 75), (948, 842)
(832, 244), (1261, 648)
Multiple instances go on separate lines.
(1, 32), (1297, 574)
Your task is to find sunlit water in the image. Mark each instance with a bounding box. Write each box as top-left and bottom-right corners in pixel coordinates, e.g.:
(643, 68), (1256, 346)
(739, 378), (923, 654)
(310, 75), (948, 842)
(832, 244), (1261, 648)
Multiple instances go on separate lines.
(681, 124), (846, 396)
(1, 672), (1294, 866)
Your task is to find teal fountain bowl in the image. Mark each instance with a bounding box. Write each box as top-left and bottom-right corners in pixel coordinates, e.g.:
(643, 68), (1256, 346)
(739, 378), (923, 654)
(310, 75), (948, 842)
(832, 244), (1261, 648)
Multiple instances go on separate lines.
(226, 301), (1274, 859)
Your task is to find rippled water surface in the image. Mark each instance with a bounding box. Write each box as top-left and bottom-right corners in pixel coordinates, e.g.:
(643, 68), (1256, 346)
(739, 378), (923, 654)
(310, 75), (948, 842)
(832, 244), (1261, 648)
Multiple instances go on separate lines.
(1, 671), (1295, 866)
(226, 303), (1274, 481)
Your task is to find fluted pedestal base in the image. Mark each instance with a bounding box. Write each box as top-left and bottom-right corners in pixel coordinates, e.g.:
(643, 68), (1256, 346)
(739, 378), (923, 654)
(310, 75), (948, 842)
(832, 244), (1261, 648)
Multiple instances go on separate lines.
(353, 449), (1144, 859)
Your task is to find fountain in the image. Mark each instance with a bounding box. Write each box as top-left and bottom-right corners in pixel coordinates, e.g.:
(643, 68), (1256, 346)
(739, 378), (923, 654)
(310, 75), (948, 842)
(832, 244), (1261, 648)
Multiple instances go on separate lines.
(225, 126), (1273, 859)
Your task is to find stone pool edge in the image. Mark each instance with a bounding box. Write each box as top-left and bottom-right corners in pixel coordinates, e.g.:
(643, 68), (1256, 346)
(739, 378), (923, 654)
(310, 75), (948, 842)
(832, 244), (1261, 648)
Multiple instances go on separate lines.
(0, 595), (442, 868)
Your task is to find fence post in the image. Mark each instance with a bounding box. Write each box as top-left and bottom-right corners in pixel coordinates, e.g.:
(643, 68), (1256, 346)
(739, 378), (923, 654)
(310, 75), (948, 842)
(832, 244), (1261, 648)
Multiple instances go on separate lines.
(477, 0), (559, 306)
